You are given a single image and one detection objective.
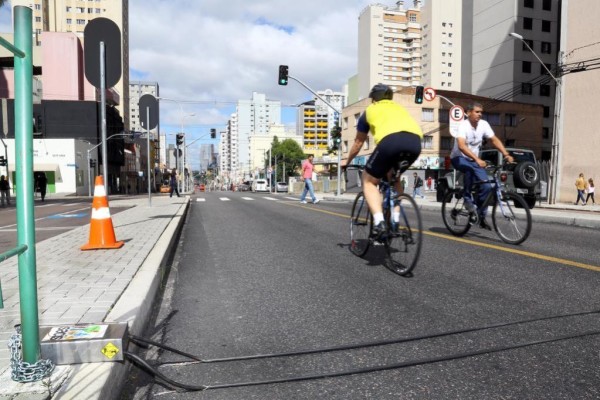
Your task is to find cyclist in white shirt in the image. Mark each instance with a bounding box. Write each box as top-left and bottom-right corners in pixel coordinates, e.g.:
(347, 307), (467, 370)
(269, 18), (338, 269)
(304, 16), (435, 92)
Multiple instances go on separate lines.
(450, 102), (514, 230)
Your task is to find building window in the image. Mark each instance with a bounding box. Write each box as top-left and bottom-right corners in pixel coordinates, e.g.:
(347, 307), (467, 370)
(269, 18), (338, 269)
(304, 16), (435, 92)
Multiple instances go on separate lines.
(505, 113), (518, 126)
(523, 17), (533, 30)
(541, 63), (552, 75)
(422, 136), (433, 149)
(438, 109), (449, 123)
(421, 108), (434, 122)
(522, 82), (533, 95)
(35, 16), (41, 22)
(441, 137), (453, 150)
(522, 61), (532, 73)
(354, 113), (360, 126)
(66, 6), (72, 11)
(524, 0), (534, 8)
(543, 0), (551, 11)
(542, 20), (551, 32)
(482, 112), (501, 126)
(541, 42), (551, 54)
(522, 39), (534, 52)
(77, 19), (86, 24)
(66, 18), (72, 24)
(35, 4), (41, 9)
(543, 106), (550, 118)
(542, 127), (549, 138)
(540, 84), (551, 96)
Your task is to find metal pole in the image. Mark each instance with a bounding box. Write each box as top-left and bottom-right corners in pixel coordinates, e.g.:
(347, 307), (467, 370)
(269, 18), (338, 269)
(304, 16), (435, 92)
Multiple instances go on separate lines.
(14, 6), (39, 364)
(87, 149), (91, 197)
(146, 107), (151, 206)
(100, 42), (108, 195)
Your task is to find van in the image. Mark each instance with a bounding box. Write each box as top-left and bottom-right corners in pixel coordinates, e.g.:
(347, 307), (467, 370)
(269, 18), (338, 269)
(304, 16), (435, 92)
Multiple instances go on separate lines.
(252, 179), (269, 192)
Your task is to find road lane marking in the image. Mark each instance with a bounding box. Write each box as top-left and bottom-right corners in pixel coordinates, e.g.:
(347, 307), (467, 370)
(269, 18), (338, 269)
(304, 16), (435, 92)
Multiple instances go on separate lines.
(263, 197), (278, 201)
(62, 202), (82, 207)
(285, 197), (298, 201)
(0, 206), (91, 230)
(0, 226), (79, 232)
(219, 198), (230, 201)
(196, 198), (205, 202)
(283, 202), (600, 272)
(242, 197), (254, 201)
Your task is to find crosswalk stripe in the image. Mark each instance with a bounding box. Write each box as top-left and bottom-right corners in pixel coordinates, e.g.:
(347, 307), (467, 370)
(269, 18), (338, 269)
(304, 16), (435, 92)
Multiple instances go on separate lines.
(263, 197), (278, 201)
(196, 198), (205, 202)
(285, 196), (298, 201)
(219, 198), (230, 201)
(242, 197), (254, 201)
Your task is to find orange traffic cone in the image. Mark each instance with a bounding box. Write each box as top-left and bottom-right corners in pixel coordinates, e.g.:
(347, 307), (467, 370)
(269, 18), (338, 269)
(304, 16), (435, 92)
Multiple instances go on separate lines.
(81, 176), (124, 250)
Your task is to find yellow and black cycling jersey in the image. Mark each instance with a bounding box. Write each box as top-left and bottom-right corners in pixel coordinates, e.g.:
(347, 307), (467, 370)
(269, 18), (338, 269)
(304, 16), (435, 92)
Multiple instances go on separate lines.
(357, 99), (423, 145)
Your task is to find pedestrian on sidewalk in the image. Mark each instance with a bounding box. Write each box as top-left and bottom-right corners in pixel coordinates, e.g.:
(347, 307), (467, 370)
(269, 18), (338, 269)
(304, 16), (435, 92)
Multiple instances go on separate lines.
(575, 172), (587, 205)
(412, 172), (425, 199)
(36, 172), (47, 202)
(299, 154), (319, 204)
(427, 176), (433, 191)
(586, 178), (595, 205)
(170, 168), (181, 198)
(401, 176), (408, 194)
(0, 175), (10, 206)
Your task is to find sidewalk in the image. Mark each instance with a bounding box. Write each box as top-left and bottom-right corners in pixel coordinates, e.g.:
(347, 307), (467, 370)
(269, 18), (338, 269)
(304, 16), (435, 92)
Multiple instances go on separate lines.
(0, 195), (189, 399)
(323, 190), (600, 229)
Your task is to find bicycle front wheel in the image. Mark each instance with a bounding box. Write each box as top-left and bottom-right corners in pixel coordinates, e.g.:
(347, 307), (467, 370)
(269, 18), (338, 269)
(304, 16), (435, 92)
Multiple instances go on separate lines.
(350, 192), (372, 256)
(441, 189), (472, 236)
(385, 193), (422, 276)
(492, 191), (532, 245)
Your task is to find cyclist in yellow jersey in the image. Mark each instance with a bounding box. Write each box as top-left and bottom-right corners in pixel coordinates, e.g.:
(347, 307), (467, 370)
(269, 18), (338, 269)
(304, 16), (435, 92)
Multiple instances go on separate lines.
(345, 84), (423, 238)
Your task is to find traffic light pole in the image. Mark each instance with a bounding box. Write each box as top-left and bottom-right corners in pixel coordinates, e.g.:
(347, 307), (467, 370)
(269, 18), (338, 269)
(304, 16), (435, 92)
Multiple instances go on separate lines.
(287, 75), (343, 196)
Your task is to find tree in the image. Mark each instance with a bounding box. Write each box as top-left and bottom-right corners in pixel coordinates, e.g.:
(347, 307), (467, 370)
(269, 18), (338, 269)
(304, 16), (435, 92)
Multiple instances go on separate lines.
(268, 137), (305, 181)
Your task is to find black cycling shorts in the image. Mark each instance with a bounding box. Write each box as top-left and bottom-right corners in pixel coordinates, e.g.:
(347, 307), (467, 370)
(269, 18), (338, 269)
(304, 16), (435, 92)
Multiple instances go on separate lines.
(365, 131), (421, 179)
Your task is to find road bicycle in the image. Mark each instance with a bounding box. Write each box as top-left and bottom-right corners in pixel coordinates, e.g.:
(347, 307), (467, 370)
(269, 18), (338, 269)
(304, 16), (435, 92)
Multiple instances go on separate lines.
(441, 163), (532, 245)
(347, 163), (422, 276)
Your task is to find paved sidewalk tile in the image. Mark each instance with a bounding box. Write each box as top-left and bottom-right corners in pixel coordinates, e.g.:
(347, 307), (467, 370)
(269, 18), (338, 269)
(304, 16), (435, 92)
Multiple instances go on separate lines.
(0, 196), (186, 369)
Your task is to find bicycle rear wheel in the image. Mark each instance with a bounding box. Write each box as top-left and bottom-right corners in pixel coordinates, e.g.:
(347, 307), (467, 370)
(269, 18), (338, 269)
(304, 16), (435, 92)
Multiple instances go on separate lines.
(350, 192), (372, 256)
(385, 193), (422, 276)
(441, 189), (472, 236)
(492, 191), (532, 245)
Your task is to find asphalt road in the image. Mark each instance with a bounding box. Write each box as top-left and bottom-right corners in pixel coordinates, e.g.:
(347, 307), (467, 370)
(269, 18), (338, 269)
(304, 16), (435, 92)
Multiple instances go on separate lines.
(127, 191), (600, 399)
(0, 196), (131, 252)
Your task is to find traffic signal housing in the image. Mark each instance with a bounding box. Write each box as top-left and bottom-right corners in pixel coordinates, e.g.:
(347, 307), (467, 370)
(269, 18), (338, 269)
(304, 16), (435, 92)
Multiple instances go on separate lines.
(414, 85), (424, 104)
(176, 133), (184, 146)
(0, 156), (6, 167)
(331, 125), (342, 151)
(278, 65), (289, 86)
(210, 128), (216, 139)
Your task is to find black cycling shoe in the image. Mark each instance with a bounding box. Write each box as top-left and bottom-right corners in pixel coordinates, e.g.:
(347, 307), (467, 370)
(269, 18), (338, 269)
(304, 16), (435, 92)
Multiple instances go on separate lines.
(371, 221), (387, 241)
(479, 218), (492, 231)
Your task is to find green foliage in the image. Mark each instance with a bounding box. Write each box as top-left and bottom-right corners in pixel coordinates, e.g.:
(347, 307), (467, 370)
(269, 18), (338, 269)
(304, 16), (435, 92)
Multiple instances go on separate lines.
(268, 137), (305, 179)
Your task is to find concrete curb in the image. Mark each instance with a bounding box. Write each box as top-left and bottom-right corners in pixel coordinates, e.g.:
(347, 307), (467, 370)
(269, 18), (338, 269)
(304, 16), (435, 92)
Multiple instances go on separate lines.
(51, 197), (190, 400)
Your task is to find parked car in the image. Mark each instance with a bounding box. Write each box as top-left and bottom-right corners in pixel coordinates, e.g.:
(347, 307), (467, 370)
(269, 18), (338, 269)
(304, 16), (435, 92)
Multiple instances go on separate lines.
(275, 182), (288, 192)
(252, 179), (269, 192)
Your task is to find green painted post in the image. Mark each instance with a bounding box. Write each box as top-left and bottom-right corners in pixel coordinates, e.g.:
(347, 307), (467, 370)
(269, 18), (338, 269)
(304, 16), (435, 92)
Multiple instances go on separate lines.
(14, 6), (39, 364)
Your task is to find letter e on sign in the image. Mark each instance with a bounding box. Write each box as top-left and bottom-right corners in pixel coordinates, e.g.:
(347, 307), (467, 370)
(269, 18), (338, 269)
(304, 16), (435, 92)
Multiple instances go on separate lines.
(449, 105), (464, 137)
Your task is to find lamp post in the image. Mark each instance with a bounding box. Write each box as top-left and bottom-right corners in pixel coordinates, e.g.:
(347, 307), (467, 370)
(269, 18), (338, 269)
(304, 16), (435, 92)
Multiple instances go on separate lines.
(509, 32), (561, 204)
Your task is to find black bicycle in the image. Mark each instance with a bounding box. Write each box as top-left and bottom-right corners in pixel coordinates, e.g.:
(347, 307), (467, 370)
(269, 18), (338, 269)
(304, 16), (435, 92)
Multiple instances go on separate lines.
(441, 163), (532, 245)
(347, 164), (422, 276)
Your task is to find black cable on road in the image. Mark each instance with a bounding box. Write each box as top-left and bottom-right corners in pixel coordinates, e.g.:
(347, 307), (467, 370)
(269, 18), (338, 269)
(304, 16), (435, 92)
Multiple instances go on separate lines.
(130, 308), (600, 365)
(125, 329), (600, 392)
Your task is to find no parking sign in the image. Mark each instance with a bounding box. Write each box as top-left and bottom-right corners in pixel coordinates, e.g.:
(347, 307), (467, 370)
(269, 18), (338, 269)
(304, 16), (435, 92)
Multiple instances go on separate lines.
(449, 105), (464, 137)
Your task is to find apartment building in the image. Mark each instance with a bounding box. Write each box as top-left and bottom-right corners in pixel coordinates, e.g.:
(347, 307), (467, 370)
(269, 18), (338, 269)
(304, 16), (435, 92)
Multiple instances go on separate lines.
(420, 0), (462, 91)
(12, 0), (130, 129)
(466, 0), (559, 161)
(296, 89), (345, 157)
(357, 1), (422, 101)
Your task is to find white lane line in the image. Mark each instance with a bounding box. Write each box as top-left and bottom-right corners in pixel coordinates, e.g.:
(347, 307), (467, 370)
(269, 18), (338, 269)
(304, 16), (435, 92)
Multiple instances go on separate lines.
(36, 204), (55, 208)
(242, 197), (254, 201)
(196, 198), (205, 202)
(219, 198), (230, 201)
(285, 196), (298, 201)
(62, 202), (82, 207)
(0, 226), (78, 232)
(263, 197), (278, 201)
(0, 206), (91, 230)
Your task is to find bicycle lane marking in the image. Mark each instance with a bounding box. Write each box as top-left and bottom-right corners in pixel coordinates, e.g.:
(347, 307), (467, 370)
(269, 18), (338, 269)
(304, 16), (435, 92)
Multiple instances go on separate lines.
(283, 202), (600, 273)
(0, 206), (91, 230)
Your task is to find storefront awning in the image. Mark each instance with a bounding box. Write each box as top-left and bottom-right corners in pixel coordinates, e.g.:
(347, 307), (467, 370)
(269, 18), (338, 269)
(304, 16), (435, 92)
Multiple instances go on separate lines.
(8, 163), (62, 181)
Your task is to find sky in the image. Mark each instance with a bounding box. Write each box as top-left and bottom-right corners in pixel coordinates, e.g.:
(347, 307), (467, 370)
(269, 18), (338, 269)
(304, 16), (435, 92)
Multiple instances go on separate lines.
(0, 0), (381, 166)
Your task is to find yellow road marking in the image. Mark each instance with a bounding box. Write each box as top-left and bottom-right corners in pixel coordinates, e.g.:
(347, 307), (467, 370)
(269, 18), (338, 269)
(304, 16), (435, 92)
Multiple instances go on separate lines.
(285, 201), (600, 272)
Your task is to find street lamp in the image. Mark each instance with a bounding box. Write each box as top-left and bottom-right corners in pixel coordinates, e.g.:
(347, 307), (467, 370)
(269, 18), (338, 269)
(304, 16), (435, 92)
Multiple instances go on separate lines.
(509, 32), (561, 204)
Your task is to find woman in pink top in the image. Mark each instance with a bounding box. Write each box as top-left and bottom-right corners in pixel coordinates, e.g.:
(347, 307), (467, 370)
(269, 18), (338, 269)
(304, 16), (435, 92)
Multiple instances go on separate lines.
(299, 155), (319, 204)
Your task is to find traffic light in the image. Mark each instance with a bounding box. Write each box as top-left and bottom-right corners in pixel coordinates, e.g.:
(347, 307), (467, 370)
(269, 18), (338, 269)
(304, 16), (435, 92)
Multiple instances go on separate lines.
(0, 156), (6, 167)
(331, 125), (342, 150)
(278, 65), (289, 86)
(89, 159), (96, 168)
(176, 133), (184, 146)
(414, 85), (424, 104)
(210, 128), (216, 139)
